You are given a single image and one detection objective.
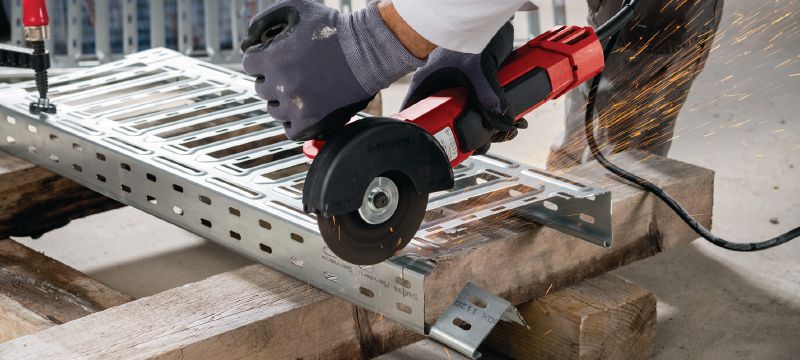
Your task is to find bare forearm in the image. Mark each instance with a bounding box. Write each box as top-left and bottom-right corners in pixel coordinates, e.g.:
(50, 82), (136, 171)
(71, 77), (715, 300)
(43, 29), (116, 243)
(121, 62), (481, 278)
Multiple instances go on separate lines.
(377, 0), (436, 59)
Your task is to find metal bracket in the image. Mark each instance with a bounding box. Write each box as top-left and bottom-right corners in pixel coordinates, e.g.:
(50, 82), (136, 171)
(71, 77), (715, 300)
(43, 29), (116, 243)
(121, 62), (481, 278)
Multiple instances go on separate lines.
(430, 283), (528, 359)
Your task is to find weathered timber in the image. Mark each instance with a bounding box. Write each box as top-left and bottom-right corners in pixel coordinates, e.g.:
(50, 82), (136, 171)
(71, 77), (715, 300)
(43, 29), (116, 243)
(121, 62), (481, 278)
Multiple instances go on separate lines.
(0, 239), (133, 342)
(0, 294), (52, 343)
(380, 274), (656, 360)
(1, 264), (419, 359)
(0, 151), (713, 359)
(486, 274), (656, 359)
(0, 153), (122, 238)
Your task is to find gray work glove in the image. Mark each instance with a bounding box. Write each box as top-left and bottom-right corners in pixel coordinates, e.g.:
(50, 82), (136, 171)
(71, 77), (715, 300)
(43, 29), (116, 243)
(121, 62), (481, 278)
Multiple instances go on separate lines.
(241, 0), (424, 140)
(401, 22), (526, 154)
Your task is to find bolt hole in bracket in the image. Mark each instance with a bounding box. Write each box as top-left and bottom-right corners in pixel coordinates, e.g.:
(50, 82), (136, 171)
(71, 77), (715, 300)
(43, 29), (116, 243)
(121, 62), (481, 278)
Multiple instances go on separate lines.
(0, 49), (611, 359)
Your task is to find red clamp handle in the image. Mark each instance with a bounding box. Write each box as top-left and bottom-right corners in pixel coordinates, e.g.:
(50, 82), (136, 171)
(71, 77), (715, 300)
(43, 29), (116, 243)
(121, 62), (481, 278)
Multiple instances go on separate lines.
(22, 0), (50, 27)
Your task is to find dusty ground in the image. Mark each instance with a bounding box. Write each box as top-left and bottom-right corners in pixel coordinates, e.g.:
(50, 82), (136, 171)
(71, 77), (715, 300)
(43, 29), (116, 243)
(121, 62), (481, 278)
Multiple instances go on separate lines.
(11, 0), (798, 358)
(605, 0), (800, 357)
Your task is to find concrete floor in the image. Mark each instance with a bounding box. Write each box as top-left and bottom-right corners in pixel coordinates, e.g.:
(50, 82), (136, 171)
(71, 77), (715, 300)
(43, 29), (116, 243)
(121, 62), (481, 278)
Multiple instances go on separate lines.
(11, 0), (799, 358)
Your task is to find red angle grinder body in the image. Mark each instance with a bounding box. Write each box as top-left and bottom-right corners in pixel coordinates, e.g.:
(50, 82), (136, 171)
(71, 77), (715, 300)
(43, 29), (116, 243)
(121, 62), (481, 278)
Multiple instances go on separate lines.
(303, 26), (605, 265)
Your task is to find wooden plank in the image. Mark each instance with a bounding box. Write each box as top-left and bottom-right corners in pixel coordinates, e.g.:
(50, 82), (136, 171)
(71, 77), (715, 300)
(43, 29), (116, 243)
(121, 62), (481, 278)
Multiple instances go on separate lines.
(486, 274), (656, 359)
(0, 239), (134, 342)
(0, 152), (713, 359)
(0, 294), (52, 343)
(0, 264), (419, 359)
(0, 153), (122, 238)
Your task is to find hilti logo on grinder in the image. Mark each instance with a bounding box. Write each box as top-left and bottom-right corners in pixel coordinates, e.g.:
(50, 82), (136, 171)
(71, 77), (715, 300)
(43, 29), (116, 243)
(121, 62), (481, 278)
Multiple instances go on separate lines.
(366, 137), (410, 153)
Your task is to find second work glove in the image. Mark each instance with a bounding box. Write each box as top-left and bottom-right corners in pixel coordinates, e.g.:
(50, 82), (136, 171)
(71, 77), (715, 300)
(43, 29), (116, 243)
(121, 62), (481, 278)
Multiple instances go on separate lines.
(241, 0), (424, 141)
(402, 22), (525, 154)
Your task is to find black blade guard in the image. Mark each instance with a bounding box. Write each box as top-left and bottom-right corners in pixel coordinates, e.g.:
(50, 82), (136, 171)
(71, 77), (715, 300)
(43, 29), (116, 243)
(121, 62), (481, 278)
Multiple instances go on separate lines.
(303, 117), (454, 265)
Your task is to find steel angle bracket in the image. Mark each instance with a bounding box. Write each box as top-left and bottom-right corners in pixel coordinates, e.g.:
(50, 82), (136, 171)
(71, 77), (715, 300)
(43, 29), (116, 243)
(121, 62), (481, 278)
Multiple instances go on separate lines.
(430, 283), (528, 359)
(0, 49), (611, 352)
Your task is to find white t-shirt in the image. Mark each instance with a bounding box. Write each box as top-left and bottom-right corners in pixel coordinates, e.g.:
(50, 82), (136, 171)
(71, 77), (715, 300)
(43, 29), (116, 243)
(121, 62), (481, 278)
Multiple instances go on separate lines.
(393, 0), (533, 54)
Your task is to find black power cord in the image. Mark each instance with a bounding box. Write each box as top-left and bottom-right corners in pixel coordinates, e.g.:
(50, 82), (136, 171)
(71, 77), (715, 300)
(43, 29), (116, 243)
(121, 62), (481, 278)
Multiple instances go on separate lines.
(585, 0), (800, 251)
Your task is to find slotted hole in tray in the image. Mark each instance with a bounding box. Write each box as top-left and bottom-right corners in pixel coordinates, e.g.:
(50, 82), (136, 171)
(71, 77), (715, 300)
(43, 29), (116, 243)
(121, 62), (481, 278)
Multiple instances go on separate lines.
(131, 98), (262, 130)
(449, 172), (500, 191)
(270, 200), (310, 218)
(444, 184), (539, 212)
(276, 185), (303, 198)
(207, 133), (288, 159)
(85, 83), (213, 115)
(359, 287), (375, 298)
(29, 64), (147, 93)
(49, 70), (160, 98)
(156, 110), (269, 139)
(62, 76), (188, 107)
(181, 124), (275, 149)
(261, 162), (310, 180)
(291, 181), (305, 192)
(259, 219), (272, 230)
(423, 208), (450, 223)
(233, 147), (303, 169)
(427, 213), (530, 245)
(423, 184), (541, 224)
(109, 90), (237, 121)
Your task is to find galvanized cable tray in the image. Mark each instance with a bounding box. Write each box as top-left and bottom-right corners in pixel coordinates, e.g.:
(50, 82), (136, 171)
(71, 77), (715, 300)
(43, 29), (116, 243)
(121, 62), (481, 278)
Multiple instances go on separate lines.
(0, 49), (611, 350)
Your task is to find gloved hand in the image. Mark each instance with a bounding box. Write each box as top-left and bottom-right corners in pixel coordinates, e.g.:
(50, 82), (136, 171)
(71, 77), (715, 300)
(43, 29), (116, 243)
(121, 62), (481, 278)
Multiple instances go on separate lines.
(401, 22), (526, 154)
(241, 0), (424, 141)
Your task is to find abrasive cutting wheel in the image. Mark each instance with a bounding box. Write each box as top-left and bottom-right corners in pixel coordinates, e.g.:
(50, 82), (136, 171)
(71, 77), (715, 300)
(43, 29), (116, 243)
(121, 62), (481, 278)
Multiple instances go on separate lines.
(317, 173), (428, 265)
(302, 117), (453, 266)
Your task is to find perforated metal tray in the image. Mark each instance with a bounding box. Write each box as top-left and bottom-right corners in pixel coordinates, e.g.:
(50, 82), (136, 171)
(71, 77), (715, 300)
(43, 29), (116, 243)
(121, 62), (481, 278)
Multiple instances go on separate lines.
(0, 49), (611, 335)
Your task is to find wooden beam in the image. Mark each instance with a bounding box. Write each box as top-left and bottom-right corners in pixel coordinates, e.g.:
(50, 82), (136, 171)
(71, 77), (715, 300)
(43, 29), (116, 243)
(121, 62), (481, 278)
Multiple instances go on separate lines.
(486, 274), (656, 359)
(0, 152), (712, 359)
(0, 239), (133, 342)
(380, 275), (656, 360)
(0, 153), (122, 238)
(0, 264), (419, 359)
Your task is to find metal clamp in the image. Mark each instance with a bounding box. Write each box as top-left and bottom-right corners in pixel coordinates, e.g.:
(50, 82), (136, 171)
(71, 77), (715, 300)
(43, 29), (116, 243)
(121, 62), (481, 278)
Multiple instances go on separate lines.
(430, 283), (528, 359)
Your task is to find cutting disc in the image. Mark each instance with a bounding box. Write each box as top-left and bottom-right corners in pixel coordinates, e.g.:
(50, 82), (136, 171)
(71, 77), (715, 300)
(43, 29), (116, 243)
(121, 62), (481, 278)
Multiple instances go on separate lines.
(318, 172), (427, 265)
